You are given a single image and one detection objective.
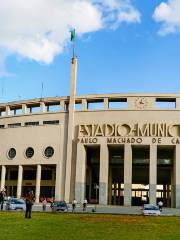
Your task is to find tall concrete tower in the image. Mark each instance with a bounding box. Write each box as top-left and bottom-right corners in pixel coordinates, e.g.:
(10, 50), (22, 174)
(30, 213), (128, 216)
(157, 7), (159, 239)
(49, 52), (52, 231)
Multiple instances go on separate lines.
(64, 57), (78, 203)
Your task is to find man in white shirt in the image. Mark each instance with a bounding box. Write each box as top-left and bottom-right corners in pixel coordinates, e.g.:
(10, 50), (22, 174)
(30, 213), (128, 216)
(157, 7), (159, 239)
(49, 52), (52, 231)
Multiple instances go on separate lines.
(158, 201), (163, 211)
(72, 199), (77, 212)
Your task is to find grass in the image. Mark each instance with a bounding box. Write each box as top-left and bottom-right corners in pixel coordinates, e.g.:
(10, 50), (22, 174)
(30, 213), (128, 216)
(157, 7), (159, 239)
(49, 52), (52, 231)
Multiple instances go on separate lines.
(0, 212), (180, 240)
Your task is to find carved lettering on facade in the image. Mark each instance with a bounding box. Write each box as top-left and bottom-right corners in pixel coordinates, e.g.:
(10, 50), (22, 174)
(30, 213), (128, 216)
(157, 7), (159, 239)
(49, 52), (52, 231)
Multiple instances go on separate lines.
(78, 136), (180, 145)
(78, 123), (180, 138)
(171, 138), (180, 144)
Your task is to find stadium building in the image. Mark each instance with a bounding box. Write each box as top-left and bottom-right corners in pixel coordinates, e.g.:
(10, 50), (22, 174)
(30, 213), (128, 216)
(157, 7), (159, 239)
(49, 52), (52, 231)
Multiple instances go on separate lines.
(0, 57), (180, 208)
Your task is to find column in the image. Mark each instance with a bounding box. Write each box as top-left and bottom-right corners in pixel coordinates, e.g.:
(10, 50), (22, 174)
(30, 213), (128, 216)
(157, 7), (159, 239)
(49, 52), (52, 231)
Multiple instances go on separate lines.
(108, 166), (112, 204)
(171, 169), (175, 207)
(60, 100), (65, 111)
(22, 104), (27, 114)
(82, 99), (87, 110)
(17, 165), (23, 199)
(75, 143), (86, 203)
(175, 145), (180, 208)
(124, 145), (132, 206)
(0, 166), (6, 190)
(176, 98), (180, 109)
(149, 145), (157, 205)
(99, 143), (109, 205)
(104, 98), (109, 110)
(35, 165), (41, 203)
(6, 106), (10, 116)
(167, 184), (170, 207)
(55, 164), (61, 200)
(88, 168), (92, 202)
(118, 183), (121, 205)
(40, 102), (46, 113)
(113, 182), (116, 205)
(163, 185), (166, 202)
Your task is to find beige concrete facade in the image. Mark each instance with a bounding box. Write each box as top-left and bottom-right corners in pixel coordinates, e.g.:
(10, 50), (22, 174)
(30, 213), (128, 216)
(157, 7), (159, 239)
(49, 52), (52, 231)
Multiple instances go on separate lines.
(0, 58), (180, 207)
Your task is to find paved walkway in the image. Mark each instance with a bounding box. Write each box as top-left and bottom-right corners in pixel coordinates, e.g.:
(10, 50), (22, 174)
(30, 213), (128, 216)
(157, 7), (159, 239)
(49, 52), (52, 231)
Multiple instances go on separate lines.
(32, 204), (180, 216)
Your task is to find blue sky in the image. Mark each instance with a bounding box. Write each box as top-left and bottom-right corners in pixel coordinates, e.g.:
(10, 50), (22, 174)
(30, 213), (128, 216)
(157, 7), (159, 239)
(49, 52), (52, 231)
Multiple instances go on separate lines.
(1, 0), (180, 103)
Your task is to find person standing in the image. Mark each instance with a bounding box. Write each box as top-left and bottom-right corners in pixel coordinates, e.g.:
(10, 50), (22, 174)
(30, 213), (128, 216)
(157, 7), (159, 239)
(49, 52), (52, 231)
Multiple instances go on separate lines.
(42, 198), (47, 211)
(158, 200), (163, 212)
(0, 188), (6, 210)
(72, 199), (77, 213)
(83, 199), (88, 212)
(25, 190), (34, 219)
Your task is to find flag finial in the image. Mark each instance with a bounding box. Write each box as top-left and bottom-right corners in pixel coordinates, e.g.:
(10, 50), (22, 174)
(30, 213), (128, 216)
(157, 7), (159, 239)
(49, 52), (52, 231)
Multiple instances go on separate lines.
(70, 29), (76, 58)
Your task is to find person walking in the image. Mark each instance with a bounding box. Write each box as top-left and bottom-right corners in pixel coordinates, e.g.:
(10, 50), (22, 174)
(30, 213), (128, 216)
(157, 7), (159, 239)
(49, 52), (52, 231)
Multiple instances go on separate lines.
(25, 190), (34, 219)
(83, 199), (88, 212)
(72, 199), (77, 213)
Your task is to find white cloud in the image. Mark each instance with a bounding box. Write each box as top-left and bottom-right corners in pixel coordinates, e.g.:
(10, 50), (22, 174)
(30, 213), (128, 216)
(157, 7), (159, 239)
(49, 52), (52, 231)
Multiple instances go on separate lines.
(0, 0), (140, 71)
(153, 0), (180, 35)
(94, 0), (141, 29)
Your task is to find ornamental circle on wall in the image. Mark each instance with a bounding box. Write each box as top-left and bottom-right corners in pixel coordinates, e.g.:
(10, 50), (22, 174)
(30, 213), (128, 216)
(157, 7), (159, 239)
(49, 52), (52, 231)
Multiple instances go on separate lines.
(8, 148), (16, 159)
(6, 146), (55, 159)
(25, 147), (34, 158)
(44, 146), (54, 158)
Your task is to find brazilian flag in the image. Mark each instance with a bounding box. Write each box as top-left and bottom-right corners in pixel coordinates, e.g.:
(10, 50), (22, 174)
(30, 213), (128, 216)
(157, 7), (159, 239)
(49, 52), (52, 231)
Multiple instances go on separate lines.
(70, 29), (75, 42)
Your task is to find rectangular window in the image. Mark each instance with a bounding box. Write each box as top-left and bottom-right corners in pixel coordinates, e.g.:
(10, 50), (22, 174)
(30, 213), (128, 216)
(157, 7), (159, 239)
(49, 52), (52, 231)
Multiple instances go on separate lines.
(27, 106), (40, 114)
(109, 98), (127, 109)
(41, 170), (52, 180)
(10, 171), (18, 180)
(23, 170), (36, 180)
(46, 104), (60, 112)
(87, 100), (104, 110)
(25, 121), (39, 126)
(8, 123), (21, 128)
(156, 98), (176, 109)
(0, 125), (5, 128)
(43, 120), (59, 125)
(10, 108), (22, 115)
(14, 108), (22, 115)
(75, 103), (82, 110)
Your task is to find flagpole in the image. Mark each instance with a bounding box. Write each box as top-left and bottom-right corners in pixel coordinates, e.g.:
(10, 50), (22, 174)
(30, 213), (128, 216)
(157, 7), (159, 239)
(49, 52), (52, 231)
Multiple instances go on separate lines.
(65, 30), (78, 203)
(72, 32), (76, 59)
(70, 29), (76, 60)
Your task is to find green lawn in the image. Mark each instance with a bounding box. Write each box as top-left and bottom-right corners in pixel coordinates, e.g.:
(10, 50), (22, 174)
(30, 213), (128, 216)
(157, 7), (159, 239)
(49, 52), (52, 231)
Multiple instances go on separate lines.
(0, 212), (180, 240)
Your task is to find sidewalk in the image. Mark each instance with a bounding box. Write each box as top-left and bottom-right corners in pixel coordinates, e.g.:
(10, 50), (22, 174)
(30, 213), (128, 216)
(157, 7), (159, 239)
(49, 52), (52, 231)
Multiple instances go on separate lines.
(32, 203), (180, 216)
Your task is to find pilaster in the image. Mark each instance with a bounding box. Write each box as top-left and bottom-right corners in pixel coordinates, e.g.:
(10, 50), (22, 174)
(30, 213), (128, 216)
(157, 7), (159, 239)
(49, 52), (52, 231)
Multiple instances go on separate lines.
(175, 145), (180, 208)
(75, 143), (86, 203)
(35, 164), (41, 203)
(124, 145), (132, 206)
(0, 166), (6, 190)
(17, 165), (23, 199)
(99, 143), (109, 204)
(149, 145), (157, 205)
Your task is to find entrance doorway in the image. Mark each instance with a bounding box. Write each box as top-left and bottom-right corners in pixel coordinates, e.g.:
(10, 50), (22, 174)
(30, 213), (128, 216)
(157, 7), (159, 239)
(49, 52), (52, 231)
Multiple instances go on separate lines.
(157, 146), (174, 207)
(109, 145), (124, 205)
(86, 146), (100, 204)
(132, 146), (149, 206)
